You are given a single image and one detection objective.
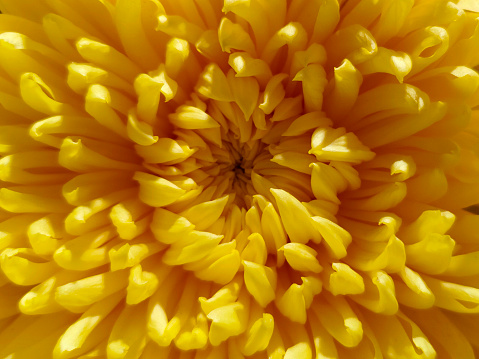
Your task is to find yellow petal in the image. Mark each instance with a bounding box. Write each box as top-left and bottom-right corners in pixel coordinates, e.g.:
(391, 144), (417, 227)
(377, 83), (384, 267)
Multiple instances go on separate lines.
(126, 110), (158, 146)
(0, 283), (29, 319)
(207, 301), (247, 346)
(276, 277), (321, 324)
(228, 52), (272, 86)
(53, 228), (115, 270)
(408, 308), (474, 359)
(259, 74), (288, 115)
(109, 241), (163, 272)
(425, 276), (479, 313)
(194, 247), (241, 285)
(53, 292), (123, 359)
(67, 62), (131, 95)
(19, 272), (71, 315)
(325, 24), (377, 66)
(313, 295), (363, 348)
(109, 201), (150, 240)
(371, 0), (414, 43)
(134, 171), (186, 207)
(293, 64), (327, 112)
(84, 84), (130, 139)
(156, 14), (203, 44)
(55, 271), (128, 311)
(114, 0), (160, 70)
(261, 22), (307, 67)
(174, 313), (209, 351)
(135, 138), (195, 164)
(135, 67), (178, 121)
(351, 270), (398, 315)
(443, 251), (479, 277)
(346, 235), (406, 273)
(162, 230), (223, 266)
(405, 233), (455, 275)
(126, 264), (159, 305)
(179, 195), (229, 231)
(260, 202), (288, 254)
(283, 111), (332, 137)
(243, 260), (277, 307)
(27, 214), (66, 256)
(107, 302), (148, 359)
(311, 0), (340, 43)
(59, 138), (138, 172)
(0, 248), (57, 286)
(399, 209), (455, 244)
(241, 233), (267, 265)
(169, 105), (219, 129)
(150, 207), (195, 244)
(0, 185), (71, 213)
(328, 262), (365, 296)
(312, 216), (352, 259)
(218, 17), (256, 55)
(229, 70), (260, 121)
(365, 311), (436, 359)
(310, 127), (375, 163)
(76, 37), (141, 81)
(270, 188), (321, 244)
(323, 59), (363, 119)
(284, 342), (312, 359)
(395, 267), (435, 309)
(357, 47), (412, 82)
(20, 72), (73, 115)
(308, 310), (339, 359)
(457, 0), (479, 11)
(241, 313), (274, 356)
(196, 63), (233, 102)
(199, 278), (242, 315)
(342, 182), (407, 212)
(279, 243), (322, 273)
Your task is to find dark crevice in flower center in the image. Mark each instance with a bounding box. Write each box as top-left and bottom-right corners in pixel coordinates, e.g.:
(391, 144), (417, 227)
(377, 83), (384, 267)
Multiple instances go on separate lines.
(215, 137), (269, 206)
(232, 158), (251, 203)
(232, 157), (252, 189)
(233, 158), (246, 176)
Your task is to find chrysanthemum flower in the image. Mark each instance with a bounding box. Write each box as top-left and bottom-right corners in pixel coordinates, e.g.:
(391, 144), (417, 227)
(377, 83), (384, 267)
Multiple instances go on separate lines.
(1, 0), (479, 357)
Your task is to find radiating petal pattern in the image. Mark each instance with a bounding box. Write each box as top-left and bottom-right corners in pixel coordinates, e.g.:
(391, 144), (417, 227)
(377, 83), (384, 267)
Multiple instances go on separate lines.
(0, 0), (479, 358)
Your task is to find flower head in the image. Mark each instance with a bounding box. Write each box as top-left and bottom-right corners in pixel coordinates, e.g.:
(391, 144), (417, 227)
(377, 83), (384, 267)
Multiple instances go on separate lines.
(1, 0), (479, 358)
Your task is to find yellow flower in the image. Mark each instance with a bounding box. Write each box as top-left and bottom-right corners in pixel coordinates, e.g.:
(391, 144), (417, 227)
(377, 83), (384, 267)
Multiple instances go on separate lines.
(1, 0), (479, 358)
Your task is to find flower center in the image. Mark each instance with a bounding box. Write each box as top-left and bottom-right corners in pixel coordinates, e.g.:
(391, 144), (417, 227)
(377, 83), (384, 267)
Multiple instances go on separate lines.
(221, 137), (269, 205)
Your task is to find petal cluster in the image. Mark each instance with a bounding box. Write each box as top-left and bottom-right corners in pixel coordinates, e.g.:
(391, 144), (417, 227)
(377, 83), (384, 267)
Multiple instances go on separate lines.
(0, 0), (479, 358)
